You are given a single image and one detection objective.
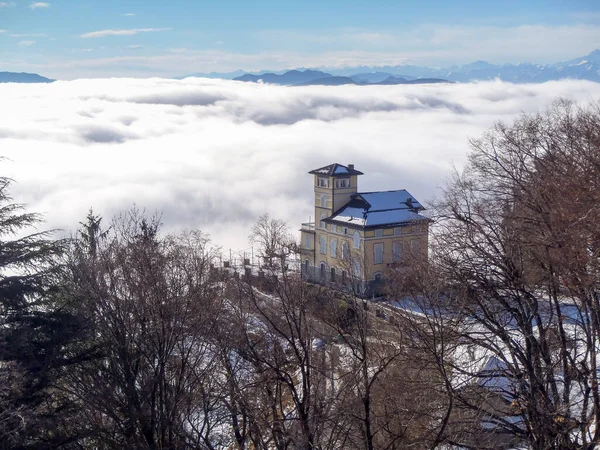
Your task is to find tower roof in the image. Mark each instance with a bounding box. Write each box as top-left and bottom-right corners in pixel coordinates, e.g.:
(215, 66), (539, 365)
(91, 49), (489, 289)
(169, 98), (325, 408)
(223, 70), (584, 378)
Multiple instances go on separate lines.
(308, 163), (363, 176)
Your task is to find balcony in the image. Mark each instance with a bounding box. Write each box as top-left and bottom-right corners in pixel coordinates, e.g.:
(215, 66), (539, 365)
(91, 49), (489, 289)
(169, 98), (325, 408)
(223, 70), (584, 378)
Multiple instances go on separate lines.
(301, 222), (315, 232)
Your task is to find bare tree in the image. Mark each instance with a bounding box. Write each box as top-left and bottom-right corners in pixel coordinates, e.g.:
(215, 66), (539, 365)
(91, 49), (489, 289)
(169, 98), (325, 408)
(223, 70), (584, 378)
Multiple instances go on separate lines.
(400, 100), (600, 449)
(249, 214), (296, 270)
(64, 209), (228, 449)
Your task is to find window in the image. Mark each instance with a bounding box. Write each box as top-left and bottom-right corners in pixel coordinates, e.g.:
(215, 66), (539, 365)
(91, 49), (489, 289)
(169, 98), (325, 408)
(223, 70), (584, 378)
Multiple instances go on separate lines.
(320, 263), (326, 280)
(392, 241), (402, 262)
(331, 267), (336, 282)
(353, 259), (361, 277)
(320, 195), (327, 207)
(374, 272), (382, 281)
(317, 177), (329, 187)
(303, 259), (310, 277)
(335, 178), (350, 188)
(330, 238), (337, 258)
(342, 270), (347, 284)
(394, 227), (402, 236)
(342, 242), (349, 260)
(411, 239), (420, 254)
(375, 229), (383, 237)
(319, 235), (326, 254)
(374, 243), (384, 264)
(320, 213), (326, 229)
(343, 227), (348, 235)
(353, 231), (361, 249)
(305, 234), (312, 249)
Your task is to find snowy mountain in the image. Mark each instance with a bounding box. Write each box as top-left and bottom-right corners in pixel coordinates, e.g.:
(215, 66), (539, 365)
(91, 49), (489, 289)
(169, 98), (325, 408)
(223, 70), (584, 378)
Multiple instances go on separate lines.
(180, 49), (600, 84)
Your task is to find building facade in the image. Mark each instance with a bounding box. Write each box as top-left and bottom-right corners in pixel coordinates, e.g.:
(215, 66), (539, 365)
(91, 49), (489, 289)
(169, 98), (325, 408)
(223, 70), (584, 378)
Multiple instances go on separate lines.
(300, 163), (429, 295)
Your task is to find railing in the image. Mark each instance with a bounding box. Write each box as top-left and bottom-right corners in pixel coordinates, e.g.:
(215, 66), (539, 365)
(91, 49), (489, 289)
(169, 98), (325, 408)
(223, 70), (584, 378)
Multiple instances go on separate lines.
(301, 222), (316, 231)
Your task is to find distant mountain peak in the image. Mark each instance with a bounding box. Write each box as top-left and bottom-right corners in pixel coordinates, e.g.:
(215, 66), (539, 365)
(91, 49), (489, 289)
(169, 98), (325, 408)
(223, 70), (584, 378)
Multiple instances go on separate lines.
(0, 71), (54, 83)
(183, 48), (600, 85)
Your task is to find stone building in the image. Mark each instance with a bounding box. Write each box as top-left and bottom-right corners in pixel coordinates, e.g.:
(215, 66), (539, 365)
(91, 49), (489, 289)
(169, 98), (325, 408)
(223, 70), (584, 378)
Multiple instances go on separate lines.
(299, 163), (429, 295)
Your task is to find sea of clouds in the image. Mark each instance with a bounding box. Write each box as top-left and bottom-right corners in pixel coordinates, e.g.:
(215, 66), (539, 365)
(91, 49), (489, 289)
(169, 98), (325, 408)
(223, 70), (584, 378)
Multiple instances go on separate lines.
(1, 78), (599, 253)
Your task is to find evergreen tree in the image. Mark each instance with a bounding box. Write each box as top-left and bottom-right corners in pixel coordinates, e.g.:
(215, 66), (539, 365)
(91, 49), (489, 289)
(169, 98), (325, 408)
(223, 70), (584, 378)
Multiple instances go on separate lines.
(0, 175), (87, 449)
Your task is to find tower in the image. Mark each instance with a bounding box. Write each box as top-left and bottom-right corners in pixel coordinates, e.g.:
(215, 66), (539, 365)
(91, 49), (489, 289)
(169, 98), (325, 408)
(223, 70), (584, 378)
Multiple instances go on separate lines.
(308, 163), (363, 228)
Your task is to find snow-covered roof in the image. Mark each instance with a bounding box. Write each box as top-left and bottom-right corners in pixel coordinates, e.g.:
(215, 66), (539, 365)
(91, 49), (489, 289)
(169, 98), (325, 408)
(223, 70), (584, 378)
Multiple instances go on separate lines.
(325, 189), (428, 229)
(308, 163), (364, 176)
(358, 190), (423, 211)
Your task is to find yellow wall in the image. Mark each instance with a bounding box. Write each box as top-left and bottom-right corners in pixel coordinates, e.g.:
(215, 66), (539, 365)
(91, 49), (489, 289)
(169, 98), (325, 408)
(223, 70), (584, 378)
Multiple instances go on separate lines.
(308, 223), (429, 282)
(313, 226), (364, 279)
(362, 226), (428, 280)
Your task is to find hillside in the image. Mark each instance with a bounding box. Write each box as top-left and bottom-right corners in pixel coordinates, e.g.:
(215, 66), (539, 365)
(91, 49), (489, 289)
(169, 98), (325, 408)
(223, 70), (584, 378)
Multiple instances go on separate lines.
(0, 72), (54, 83)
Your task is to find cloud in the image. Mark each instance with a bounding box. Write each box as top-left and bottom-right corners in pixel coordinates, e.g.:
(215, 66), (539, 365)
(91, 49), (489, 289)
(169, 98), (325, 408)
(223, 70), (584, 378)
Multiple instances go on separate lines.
(29, 2), (49, 8)
(18, 40), (36, 46)
(0, 78), (598, 253)
(80, 28), (170, 38)
(0, 2), (16, 7)
(6, 22), (600, 79)
(10, 33), (47, 37)
(127, 44), (143, 49)
(0, 30), (6, 33)
(122, 13), (135, 16)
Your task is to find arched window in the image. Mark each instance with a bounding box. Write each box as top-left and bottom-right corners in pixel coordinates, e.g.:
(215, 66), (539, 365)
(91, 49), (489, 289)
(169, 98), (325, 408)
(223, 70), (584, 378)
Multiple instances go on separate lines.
(319, 235), (326, 254)
(320, 194), (327, 207)
(342, 242), (349, 260)
(374, 272), (383, 281)
(330, 267), (336, 282)
(353, 259), (361, 278)
(411, 239), (420, 254)
(374, 243), (384, 264)
(320, 213), (326, 229)
(330, 238), (337, 258)
(304, 233), (312, 249)
(353, 231), (361, 249)
(392, 241), (402, 262)
(320, 262), (326, 280)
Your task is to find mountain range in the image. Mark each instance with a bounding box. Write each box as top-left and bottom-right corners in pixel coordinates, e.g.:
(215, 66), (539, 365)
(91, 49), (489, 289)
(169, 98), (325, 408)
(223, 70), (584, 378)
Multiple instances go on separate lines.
(231, 70), (450, 86)
(182, 49), (600, 84)
(3, 49), (600, 84)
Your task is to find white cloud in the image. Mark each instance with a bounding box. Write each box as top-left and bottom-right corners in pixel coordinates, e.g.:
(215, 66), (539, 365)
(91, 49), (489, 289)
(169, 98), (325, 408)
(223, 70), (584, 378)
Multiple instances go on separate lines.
(0, 29), (6, 33)
(6, 23), (600, 79)
(29, 2), (49, 9)
(80, 28), (170, 38)
(0, 78), (598, 252)
(0, 2), (16, 7)
(10, 33), (47, 37)
(18, 40), (36, 46)
(122, 13), (135, 16)
(127, 44), (143, 49)
(254, 24), (600, 66)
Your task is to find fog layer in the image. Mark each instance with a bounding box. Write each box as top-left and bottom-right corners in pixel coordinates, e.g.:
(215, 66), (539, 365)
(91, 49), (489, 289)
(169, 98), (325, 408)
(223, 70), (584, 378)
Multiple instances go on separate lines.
(2, 78), (598, 251)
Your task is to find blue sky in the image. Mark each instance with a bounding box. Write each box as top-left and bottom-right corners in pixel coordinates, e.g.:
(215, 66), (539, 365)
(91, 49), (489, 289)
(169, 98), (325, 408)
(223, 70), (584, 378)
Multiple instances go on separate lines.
(1, 0), (600, 79)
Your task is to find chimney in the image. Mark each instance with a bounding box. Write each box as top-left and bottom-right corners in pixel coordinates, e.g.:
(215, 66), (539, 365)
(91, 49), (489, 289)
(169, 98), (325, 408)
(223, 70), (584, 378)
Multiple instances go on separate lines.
(348, 164), (354, 170)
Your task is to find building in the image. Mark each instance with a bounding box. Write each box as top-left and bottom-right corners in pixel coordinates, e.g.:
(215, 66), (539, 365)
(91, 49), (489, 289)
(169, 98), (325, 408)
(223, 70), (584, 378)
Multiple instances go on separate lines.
(299, 163), (429, 295)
